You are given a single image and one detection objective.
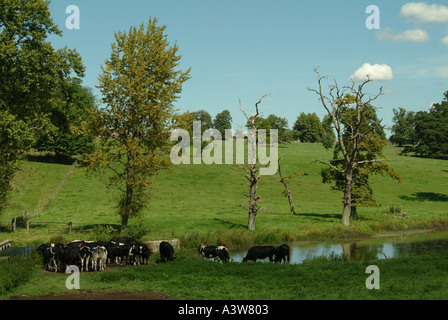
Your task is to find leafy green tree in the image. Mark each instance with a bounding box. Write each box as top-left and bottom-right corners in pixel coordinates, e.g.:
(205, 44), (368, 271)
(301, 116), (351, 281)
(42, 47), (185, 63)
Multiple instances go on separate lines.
(0, 0), (84, 213)
(0, 0), (85, 135)
(0, 108), (34, 214)
(412, 92), (448, 159)
(213, 109), (232, 139)
(293, 112), (323, 143)
(266, 114), (292, 143)
(389, 107), (416, 147)
(35, 81), (96, 158)
(82, 17), (191, 232)
(191, 110), (213, 134)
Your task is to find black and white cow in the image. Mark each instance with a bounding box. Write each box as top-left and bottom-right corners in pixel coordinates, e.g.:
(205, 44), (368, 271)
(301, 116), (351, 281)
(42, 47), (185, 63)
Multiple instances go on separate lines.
(273, 244), (290, 263)
(129, 244), (151, 265)
(139, 244), (151, 265)
(242, 246), (275, 262)
(91, 246), (108, 271)
(37, 244), (55, 271)
(64, 241), (83, 270)
(50, 243), (66, 272)
(198, 245), (232, 263)
(159, 241), (175, 262)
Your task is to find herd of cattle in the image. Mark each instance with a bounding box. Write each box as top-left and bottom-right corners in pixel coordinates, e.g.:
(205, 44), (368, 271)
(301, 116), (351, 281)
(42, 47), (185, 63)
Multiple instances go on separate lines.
(36, 237), (291, 273)
(37, 237), (152, 272)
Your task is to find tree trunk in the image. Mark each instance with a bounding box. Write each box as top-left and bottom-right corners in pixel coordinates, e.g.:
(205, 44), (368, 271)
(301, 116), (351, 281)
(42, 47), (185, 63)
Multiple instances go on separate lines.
(121, 215), (129, 233)
(282, 180), (296, 215)
(248, 212), (256, 231)
(341, 170), (353, 226)
(248, 164), (259, 231)
(121, 183), (133, 233)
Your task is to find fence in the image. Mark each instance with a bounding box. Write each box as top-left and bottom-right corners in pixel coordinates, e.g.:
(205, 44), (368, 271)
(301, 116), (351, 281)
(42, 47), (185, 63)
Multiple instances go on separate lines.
(20, 160), (77, 220)
(8, 221), (74, 234)
(0, 241), (34, 264)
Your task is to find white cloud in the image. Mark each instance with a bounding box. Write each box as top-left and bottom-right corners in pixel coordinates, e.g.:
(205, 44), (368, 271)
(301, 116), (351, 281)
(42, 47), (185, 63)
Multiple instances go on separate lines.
(441, 35), (448, 45)
(377, 29), (430, 42)
(350, 63), (394, 82)
(400, 2), (448, 24)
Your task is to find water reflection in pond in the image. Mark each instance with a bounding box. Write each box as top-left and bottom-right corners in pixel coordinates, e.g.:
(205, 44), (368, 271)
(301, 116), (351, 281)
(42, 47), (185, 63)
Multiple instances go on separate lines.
(228, 231), (448, 264)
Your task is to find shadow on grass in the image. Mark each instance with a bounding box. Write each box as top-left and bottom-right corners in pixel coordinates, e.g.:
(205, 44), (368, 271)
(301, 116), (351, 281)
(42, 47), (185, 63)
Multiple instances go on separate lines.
(72, 223), (121, 233)
(24, 153), (77, 165)
(399, 192), (448, 202)
(213, 218), (246, 230)
(297, 212), (341, 222)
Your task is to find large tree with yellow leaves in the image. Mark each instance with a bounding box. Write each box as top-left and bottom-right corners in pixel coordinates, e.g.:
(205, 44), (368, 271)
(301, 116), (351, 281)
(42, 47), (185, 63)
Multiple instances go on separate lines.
(83, 18), (190, 232)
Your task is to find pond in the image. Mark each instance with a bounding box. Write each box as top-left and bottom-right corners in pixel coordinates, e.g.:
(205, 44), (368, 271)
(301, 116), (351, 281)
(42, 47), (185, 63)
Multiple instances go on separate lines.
(228, 230), (448, 263)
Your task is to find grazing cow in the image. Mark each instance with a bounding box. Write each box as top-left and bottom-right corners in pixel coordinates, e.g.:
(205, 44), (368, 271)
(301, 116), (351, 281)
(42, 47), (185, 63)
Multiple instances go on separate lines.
(159, 241), (175, 262)
(274, 244), (290, 263)
(198, 245), (232, 263)
(242, 246), (275, 262)
(92, 246), (108, 271)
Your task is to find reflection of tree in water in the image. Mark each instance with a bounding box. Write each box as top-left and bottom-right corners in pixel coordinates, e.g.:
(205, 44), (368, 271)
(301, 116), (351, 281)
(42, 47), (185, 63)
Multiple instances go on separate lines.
(393, 239), (448, 257)
(341, 242), (379, 261)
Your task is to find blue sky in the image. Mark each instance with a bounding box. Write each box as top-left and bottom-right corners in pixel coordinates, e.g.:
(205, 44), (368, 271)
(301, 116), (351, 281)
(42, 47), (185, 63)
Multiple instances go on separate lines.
(47, 1), (448, 136)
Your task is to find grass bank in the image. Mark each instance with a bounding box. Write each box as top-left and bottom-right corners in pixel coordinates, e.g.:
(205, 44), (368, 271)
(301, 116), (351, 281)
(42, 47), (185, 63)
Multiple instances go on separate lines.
(4, 251), (448, 300)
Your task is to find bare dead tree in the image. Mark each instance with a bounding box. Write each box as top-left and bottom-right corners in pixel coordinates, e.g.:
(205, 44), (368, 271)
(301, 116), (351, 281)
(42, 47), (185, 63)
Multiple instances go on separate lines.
(237, 94), (269, 231)
(273, 158), (302, 215)
(307, 67), (384, 226)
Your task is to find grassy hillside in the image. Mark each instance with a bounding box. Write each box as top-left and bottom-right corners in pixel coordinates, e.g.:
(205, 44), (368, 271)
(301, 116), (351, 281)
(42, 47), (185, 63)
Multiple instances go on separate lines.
(1, 143), (448, 244)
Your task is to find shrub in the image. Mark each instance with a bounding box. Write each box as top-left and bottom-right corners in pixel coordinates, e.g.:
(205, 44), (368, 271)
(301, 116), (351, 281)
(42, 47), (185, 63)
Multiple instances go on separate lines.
(0, 257), (35, 296)
(88, 225), (120, 241)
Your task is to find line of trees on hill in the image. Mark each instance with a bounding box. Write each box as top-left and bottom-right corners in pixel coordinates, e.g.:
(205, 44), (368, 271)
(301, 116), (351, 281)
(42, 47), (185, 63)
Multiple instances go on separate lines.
(180, 108), (339, 146)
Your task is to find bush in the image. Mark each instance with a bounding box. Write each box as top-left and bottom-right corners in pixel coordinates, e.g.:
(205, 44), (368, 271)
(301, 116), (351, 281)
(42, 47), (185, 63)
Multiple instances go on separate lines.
(0, 257), (35, 296)
(88, 225), (120, 242)
(122, 223), (147, 242)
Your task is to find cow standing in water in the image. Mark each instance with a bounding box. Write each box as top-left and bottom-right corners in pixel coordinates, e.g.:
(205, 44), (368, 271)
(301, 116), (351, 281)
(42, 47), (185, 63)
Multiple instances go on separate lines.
(273, 244), (290, 263)
(198, 245), (233, 263)
(243, 246), (276, 262)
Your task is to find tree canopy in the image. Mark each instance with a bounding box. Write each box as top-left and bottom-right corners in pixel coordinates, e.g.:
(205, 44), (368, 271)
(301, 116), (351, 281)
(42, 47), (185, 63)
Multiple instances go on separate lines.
(293, 112), (324, 143)
(413, 92), (448, 160)
(0, 0), (86, 215)
(213, 109), (232, 138)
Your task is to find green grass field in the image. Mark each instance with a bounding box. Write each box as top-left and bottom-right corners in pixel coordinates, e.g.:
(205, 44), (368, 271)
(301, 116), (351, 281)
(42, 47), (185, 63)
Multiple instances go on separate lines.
(3, 251), (448, 300)
(1, 143), (448, 245)
(1, 143), (447, 300)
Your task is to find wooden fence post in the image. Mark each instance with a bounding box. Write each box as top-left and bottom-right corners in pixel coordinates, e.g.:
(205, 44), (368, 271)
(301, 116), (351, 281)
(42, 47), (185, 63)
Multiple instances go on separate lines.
(27, 220), (30, 233)
(12, 218), (16, 232)
(68, 221), (72, 234)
